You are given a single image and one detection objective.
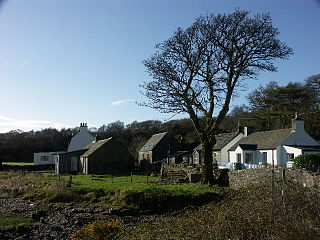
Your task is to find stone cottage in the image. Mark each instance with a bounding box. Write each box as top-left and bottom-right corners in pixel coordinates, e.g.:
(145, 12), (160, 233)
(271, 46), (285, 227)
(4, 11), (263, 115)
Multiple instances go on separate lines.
(138, 132), (181, 164)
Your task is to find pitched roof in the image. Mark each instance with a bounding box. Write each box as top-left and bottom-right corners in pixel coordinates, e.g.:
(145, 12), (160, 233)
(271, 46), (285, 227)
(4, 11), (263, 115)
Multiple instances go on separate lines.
(81, 137), (112, 157)
(229, 128), (292, 151)
(194, 132), (239, 151)
(140, 132), (167, 152)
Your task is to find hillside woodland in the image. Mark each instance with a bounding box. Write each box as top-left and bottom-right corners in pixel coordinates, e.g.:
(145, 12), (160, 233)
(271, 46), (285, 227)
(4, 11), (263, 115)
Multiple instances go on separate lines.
(0, 74), (319, 163)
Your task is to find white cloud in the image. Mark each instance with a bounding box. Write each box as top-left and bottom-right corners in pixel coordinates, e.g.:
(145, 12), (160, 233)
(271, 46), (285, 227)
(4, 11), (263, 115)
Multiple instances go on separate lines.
(0, 115), (70, 133)
(111, 99), (134, 106)
(21, 60), (31, 69)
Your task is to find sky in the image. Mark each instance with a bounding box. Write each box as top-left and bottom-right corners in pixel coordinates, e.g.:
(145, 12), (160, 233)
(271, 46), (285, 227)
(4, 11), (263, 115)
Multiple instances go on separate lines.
(0, 0), (319, 133)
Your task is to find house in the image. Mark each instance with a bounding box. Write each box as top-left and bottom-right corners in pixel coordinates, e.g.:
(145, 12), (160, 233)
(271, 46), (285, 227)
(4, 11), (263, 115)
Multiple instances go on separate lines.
(34, 151), (65, 165)
(67, 123), (96, 152)
(56, 137), (134, 174)
(138, 132), (181, 164)
(167, 151), (191, 164)
(35, 122), (95, 166)
(80, 137), (134, 174)
(55, 149), (88, 174)
(228, 117), (320, 166)
(192, 129), (248, 164)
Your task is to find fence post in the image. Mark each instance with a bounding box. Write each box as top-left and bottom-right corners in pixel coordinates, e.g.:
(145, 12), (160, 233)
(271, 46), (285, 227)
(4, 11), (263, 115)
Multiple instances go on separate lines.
(68, 176), (72, 187)
(271, 167), (275, 227)
(281, 168), (287, 214)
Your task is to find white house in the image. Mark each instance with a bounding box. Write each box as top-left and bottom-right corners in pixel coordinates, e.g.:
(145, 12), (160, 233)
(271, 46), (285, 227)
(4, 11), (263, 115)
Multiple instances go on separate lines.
(228, 118), (320, 166)
(192, 128), (252, 164)
(67, 123), (96, 152)
(34, 151), (65, 165)
(34, 123), (96, 166)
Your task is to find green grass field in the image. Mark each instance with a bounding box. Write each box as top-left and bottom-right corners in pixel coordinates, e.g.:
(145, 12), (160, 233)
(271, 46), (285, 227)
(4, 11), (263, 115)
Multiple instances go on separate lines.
(2, 162), (34, 166)
(56, 174), (213, 196)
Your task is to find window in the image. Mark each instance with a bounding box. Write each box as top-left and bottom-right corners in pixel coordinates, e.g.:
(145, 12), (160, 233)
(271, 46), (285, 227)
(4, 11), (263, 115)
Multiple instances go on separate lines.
(236, 153), (241, 163)
(40, 156), (49, 161)
(213, 152), (217, 162)
(262, 152), (267, 163)
(288, 153), (294, 161)
(245, 153), (254, 164)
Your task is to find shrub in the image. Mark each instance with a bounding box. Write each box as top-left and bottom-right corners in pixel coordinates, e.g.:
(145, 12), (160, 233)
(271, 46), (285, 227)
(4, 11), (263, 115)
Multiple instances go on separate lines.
(69, 219), (123, 240)
(293, 154), (320, 169)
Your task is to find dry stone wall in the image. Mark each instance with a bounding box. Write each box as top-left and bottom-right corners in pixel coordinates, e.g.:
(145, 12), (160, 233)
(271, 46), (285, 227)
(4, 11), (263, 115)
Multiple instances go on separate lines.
(229, 167), (320, 191)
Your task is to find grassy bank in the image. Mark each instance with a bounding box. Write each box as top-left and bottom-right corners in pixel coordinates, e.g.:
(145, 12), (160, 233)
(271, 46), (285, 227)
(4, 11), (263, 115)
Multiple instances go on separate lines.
(51, 173), (218, 210)
(2, 162), (34, 166)
(0, 171), (217, 211)
(119, 179), (320, 239)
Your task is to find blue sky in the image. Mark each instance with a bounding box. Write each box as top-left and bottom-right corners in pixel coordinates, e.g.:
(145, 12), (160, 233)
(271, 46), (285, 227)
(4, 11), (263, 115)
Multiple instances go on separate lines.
(0, 0), (319, 133)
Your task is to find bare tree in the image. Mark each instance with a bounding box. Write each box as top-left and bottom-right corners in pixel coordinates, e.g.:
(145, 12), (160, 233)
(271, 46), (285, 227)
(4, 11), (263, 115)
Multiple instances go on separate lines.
(140, 10), (293, 184)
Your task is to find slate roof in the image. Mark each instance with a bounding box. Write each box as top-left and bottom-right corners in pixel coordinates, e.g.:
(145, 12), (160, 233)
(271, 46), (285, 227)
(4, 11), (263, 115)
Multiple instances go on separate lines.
(81, 137), (112, 158)
(229, 128), (292, 151)
(140, 132), (167, 152)
(286, 145), (320, 151)
(194, 132), (239, 151)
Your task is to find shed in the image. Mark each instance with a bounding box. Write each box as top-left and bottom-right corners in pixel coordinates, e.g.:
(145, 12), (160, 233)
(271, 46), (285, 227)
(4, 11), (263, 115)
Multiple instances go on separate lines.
(80, 137), (134, 174)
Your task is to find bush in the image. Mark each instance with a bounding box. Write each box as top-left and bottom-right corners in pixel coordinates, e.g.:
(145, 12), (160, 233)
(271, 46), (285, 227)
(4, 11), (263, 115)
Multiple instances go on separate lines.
(293, 154), (320, 169)
(69, 219), (123, 240)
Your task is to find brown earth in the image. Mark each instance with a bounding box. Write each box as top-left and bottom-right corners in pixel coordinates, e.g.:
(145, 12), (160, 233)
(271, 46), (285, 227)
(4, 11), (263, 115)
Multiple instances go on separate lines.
(0, 198), (154, 240)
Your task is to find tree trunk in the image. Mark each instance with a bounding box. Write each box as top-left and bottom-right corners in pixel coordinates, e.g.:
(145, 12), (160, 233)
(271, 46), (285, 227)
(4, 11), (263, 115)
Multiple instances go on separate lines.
(201, 138), (216, 185)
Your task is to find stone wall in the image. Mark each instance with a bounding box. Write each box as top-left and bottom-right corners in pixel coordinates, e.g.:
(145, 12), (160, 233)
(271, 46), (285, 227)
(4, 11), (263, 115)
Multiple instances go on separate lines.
(161, 163), (320, 190)
(228, 166), (320, 191)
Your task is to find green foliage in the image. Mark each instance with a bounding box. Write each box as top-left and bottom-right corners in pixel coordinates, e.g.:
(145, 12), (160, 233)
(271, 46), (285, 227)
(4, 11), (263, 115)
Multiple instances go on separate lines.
(0, 214), (33, 231)
(248, 81), (317, 114)
(69, 219), (123, 240)
(293, 154), (320, 169)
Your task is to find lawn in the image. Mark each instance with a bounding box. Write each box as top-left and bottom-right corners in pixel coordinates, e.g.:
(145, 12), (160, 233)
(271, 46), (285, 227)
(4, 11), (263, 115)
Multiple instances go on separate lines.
(52, 173), (218, 211)
(56, 173), (213, 196)
(2, 162), (34, 166)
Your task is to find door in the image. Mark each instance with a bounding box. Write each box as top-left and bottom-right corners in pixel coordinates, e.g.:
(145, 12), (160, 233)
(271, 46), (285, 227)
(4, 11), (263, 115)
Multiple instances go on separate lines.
(71, 157), (78, 172)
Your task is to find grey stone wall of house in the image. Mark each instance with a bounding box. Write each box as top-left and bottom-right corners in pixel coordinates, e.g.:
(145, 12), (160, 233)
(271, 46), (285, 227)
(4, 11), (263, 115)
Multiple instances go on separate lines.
(192, 151), (201, 164)
(151, 135), (181, 163)
(139, 151), (152, 163)
(57, 150), (87, 174)
(214, 151), (222, 162)
(87, 139), (134, 174)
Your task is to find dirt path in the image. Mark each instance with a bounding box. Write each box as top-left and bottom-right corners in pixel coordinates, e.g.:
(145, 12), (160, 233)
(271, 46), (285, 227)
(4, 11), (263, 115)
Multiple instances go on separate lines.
(0, 198), (153, 240)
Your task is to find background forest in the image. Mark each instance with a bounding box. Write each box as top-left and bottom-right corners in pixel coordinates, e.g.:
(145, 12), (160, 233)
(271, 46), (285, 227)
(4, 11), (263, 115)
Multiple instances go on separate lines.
(1, 74), (319, 163)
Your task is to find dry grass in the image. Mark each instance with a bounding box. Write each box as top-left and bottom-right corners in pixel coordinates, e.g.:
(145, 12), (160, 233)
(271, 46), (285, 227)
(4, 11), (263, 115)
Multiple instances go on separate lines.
(121, 177), (320, 240)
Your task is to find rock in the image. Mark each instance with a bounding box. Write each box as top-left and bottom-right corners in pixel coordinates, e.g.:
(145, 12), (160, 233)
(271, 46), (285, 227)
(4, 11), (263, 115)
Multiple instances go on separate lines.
(31, 210), (47, 221)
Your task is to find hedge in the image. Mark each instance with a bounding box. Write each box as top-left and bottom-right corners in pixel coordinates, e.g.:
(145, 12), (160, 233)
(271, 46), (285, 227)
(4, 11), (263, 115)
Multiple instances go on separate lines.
(293, 154), (320, 169)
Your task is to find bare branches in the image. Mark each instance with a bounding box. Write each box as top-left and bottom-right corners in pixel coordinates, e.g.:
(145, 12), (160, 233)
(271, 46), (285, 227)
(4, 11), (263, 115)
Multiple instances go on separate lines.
(140, 9), (292, 184)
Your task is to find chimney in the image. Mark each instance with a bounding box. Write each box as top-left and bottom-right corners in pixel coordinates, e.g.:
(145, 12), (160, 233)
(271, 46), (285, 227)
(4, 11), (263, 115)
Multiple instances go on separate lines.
(239, 126), (254, 136)
(79, 122), (88, 132)
(291, 114), (304, 132)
